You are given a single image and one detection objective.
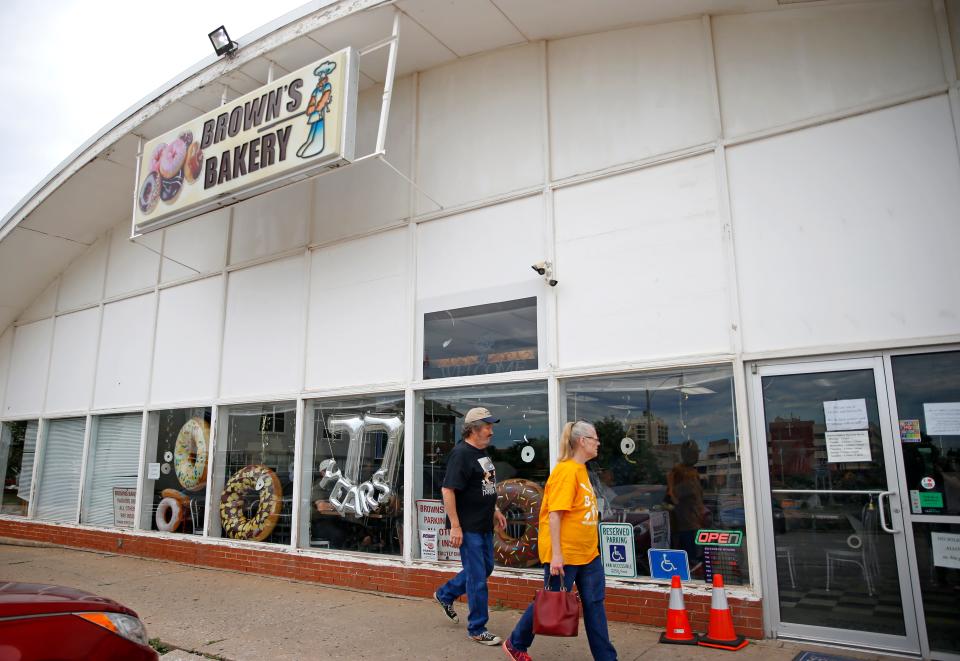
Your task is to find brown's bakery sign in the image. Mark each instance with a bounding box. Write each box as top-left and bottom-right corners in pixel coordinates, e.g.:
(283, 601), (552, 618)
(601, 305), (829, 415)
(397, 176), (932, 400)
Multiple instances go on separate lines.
(133, 47), (357, 235)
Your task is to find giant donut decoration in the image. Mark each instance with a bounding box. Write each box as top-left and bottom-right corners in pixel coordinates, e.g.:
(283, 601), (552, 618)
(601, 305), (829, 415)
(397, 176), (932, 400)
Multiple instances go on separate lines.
(174, 417), (209, 492)
(219, 465), (283, 542)
(495, 478), (543, 568)
(156, 489), (189, 532)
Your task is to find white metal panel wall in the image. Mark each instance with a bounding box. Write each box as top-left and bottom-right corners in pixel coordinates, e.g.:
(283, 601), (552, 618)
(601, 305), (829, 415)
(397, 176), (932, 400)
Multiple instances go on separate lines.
(305, 229), (407, 390)
(19, 281), (57, 324)
(312, 76), (415, 245)
(16, 421), (38, 504)
(93, 294), (156, 409)
(713, 0), (945, 138)
(45, 308), (100, 413)
(56, 237), (106, 313)
(554, 154), (730, 368)
(417, 44), (546, 211)
(220, 255), (306, 398)
(3, 319), (52, 417)
(548, 19), (717, 179)
(151, 276), (223, 405)
(727, 97), (960, 353)
(0, 327), (12, 412)
(33, 417), (85, 524)
(105, 225), (161, 299)
(160, 209), (229, 283)
(230, 181), (311, 265)
(82, 413), (141, 527)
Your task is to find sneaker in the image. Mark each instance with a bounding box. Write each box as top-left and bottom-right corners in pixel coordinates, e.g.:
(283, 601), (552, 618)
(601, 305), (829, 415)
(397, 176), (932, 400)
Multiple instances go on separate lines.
(502, 639), (532, 661)
(470, 631), (503, 646)
(433, 591), (459, 623)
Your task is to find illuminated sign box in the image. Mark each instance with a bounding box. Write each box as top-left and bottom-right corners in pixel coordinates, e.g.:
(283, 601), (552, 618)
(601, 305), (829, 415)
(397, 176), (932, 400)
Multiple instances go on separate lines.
(132, 47), (358, 236)
(695, 529), (743, 547)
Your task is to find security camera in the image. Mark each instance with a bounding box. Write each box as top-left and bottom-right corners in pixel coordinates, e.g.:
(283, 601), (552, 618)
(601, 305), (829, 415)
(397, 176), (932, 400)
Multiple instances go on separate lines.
(547, 279), (558, 287)
(531, 261), (548, 275)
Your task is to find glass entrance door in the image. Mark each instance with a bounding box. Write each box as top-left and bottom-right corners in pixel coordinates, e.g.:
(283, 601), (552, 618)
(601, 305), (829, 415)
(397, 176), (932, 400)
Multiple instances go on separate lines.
(888, 349), (960, 660)
(752, 358), (920, 653)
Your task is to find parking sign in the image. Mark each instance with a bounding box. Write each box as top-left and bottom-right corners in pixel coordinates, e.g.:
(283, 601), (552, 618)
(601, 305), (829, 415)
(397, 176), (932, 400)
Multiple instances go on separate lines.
(599, 523), (636, 578)
(648, 548), (690, 581)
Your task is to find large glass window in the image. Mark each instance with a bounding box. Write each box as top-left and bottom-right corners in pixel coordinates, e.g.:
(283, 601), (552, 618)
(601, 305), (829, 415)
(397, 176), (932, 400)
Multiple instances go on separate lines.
(143, 408), (211, 535)
(34, 417), (86, 524)
(562, 366), (748, 584)
(81, 413), (142, 528)
(423, 297), (538, 379)
(212, 402), (295, 545)
(300, 393), (404, 555)
(0, 421), (37, 516)
(415, 381), (549, 567)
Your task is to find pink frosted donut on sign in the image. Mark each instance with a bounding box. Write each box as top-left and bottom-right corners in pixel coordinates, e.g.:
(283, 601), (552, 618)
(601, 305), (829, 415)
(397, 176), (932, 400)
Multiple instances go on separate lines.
(159, 139), (187, 179)
(149, 143), (166, 173)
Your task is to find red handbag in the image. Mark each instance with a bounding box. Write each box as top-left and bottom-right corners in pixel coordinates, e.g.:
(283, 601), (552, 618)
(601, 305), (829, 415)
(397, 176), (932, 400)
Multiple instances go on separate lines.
(532, 580), (581, 637)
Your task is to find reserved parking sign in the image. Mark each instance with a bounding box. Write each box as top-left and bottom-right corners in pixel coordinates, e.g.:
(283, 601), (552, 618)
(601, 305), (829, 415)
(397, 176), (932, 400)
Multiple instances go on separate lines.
(599, 523), (637, 578)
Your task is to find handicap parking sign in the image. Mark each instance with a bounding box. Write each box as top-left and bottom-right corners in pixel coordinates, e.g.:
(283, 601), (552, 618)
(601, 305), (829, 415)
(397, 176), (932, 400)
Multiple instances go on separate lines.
(599, 523), (636, 578)
(647, 548), (690, 581)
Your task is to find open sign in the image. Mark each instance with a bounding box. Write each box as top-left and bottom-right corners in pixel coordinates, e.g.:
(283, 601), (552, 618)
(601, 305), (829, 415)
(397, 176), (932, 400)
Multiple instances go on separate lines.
(695, 529), (743, 547)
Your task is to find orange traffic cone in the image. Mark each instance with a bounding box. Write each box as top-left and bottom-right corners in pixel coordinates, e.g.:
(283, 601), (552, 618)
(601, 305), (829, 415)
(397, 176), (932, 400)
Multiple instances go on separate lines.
(659, 575), (698, 645)
(698, 574), (748, 651)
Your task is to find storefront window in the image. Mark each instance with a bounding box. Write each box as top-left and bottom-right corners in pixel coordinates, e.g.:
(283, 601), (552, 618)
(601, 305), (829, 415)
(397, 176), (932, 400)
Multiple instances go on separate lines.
(143, 408), (211, 534)
(0, 421), (37, 516)
(212, 402), (295, 545)
(34, 417), (86, 524)
(415, 381), (548, 567)
(81, 413), (141, 528)
(423, 297), (538, 380)
(562, 366), (748, 584)
(300, 394), (404, 555)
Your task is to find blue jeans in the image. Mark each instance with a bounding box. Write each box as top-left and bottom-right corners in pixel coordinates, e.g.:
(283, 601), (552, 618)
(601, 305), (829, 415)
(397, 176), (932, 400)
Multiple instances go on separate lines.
(436, 531), (494, 636)
(509, 556), (617, 661)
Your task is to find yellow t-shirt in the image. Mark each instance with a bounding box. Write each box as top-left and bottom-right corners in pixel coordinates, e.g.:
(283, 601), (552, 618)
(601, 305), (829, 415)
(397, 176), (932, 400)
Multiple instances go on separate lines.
(537, 460), (600, 566)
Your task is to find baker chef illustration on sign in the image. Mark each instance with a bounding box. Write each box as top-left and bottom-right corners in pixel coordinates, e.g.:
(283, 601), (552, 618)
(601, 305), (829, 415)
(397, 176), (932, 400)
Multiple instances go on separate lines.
(296, 60), (336, 158)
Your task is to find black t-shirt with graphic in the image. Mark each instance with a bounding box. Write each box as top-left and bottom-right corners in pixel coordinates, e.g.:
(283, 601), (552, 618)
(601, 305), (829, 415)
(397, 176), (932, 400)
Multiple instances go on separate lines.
(443, 441), (497, 533)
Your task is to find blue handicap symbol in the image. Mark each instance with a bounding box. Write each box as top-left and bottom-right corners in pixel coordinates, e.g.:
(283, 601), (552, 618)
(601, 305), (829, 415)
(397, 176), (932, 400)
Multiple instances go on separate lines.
(609, 544), (626, 563)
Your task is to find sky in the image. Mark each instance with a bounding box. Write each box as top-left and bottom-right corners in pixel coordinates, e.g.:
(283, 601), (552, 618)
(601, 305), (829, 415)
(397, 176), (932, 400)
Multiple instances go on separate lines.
(0, 0), (309, 221)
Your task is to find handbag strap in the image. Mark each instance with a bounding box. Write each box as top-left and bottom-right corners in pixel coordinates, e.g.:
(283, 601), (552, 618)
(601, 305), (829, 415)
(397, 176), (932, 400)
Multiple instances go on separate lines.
(543, 577), (572, 592)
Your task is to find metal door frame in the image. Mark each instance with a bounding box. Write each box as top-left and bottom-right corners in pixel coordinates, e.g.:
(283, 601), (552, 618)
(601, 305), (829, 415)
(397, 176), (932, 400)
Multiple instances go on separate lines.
(748, 355), (921, 654)
(883, 346), (960, 661)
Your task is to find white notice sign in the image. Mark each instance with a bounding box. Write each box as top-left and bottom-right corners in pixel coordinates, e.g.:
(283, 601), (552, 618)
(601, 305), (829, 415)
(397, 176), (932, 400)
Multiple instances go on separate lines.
(825, 430), (872, 463)
(923, 403), (960, 436)
(931, 532), (960, 569)
(600, 522), (637, 578)
(824, 399), (869, 431)
(147, 463), (161, 480)
(112, 487), (137, 528)
(416, 499), (460, 562)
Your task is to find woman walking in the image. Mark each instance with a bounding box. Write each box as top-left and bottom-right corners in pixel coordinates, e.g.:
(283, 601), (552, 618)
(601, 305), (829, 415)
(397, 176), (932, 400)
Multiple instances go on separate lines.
(502, 420), (618, 661)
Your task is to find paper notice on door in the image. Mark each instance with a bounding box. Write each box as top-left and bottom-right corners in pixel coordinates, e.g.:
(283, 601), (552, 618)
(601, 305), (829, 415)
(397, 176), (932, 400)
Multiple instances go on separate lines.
(824, 399), (868, 431)
(932, 532), (960, 569)
(923, 402), (960, 436)
(825, 430), (872, 463)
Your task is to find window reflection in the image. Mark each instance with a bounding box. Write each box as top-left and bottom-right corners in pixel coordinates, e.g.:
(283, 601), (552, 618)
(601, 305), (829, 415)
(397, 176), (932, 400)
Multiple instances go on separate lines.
(146, 408), (211, 535)
(0, 421), (35, 516)
(416, 381), (548, 567)
(563, 366), (747, 583)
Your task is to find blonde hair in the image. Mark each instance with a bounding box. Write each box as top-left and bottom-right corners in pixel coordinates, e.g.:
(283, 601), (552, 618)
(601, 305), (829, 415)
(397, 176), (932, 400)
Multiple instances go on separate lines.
(559, 420), (595, 462)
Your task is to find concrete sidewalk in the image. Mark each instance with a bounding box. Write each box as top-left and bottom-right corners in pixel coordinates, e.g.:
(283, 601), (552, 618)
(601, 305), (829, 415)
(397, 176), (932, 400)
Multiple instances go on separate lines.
(1, 541), (896, 661)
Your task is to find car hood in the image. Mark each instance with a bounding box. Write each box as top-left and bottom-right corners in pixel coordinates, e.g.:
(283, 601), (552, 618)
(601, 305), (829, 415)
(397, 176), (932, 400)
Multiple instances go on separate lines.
(0, 582), (138, 618)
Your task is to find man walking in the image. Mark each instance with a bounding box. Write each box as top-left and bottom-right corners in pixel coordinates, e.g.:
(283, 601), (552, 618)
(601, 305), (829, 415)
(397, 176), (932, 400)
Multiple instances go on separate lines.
(433, 407), (508, 645)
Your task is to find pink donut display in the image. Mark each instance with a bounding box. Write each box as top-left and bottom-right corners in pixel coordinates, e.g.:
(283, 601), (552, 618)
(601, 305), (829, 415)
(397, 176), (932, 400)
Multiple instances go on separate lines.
(149, 143), (166, 173)
(159, 139), (188, 179)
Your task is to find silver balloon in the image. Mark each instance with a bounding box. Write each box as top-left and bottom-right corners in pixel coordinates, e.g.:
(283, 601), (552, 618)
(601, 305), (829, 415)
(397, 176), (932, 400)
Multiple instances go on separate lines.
(318, 458), (342, 489)
(358, 481), (379, 512)
(327, 475), (353, 513)
(328, 415), (365, 482)
(364, 414), (403, 504)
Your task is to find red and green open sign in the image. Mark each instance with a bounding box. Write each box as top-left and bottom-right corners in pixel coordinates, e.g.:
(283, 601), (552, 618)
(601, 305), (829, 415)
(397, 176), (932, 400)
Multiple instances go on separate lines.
(695, 529), (743, 547)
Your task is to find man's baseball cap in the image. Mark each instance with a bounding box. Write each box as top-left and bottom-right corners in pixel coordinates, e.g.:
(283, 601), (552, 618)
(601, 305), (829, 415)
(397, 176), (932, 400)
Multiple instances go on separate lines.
(464, 407), (500, 424)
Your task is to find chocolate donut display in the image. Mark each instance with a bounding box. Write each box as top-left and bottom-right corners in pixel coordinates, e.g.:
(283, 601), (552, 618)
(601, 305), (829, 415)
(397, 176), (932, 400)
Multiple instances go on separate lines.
(494, 478), (543, 568)
(160, 171), (183, 203)
(219, 465), (283, 542)
(174, 417), (209, 492)
(138, 172), (160, 214)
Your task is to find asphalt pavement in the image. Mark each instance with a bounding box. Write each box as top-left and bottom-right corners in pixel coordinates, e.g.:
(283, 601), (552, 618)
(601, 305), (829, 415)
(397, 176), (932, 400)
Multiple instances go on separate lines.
(0, 539), (900, 661)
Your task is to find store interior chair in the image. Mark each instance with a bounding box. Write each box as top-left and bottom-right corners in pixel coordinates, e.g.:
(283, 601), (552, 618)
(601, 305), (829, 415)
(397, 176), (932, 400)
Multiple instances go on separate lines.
(824, 501), (878, 596)
(775, 545), (798, 589)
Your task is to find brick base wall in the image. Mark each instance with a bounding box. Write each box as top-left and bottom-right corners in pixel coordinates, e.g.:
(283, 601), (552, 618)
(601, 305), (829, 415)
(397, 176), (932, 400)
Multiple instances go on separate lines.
(0, 519), (764, 638)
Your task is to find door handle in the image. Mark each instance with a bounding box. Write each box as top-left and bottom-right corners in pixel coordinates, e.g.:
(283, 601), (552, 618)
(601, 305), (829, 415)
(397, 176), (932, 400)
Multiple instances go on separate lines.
(877, 491), (898, 534)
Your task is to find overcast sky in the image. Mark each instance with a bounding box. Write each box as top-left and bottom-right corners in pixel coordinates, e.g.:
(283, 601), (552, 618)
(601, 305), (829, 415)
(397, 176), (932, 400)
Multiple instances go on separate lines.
(0, 0), (308, 221)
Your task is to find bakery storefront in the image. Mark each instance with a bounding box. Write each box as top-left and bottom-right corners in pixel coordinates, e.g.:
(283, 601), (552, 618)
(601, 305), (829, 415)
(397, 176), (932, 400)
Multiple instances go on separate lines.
(1, 0), (959, 657)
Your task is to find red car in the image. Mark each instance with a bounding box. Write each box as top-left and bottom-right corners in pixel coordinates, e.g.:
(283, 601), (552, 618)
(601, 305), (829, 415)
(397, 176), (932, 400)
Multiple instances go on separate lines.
(0, 582), (158, 661)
